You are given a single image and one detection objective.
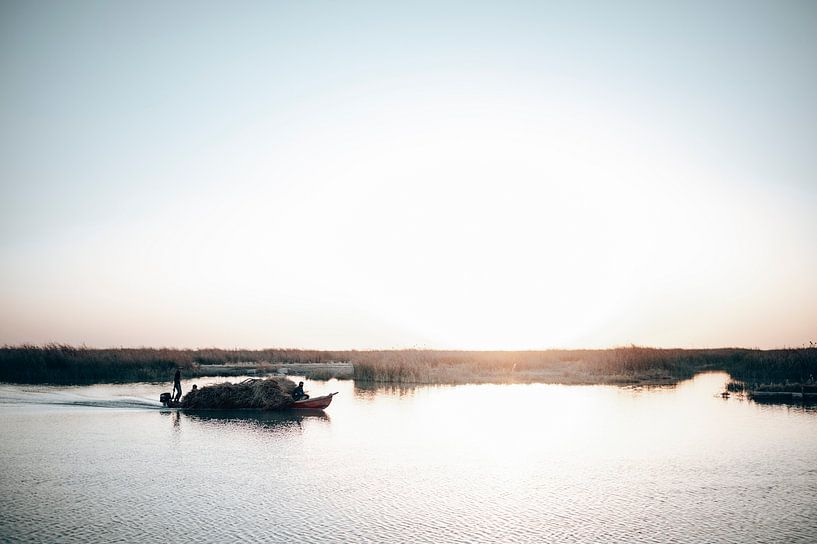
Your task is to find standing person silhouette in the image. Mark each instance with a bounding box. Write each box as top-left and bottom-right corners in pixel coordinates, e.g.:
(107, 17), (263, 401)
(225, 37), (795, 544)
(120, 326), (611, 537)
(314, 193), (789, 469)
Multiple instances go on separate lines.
(172, 369), (182, 402)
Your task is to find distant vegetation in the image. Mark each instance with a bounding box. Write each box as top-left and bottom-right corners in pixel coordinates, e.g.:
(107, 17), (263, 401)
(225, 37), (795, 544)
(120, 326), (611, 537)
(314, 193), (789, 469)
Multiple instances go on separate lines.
(1, 344), (815, 386)
(349, 346), (817, 385)
(0, 345), (331, 384)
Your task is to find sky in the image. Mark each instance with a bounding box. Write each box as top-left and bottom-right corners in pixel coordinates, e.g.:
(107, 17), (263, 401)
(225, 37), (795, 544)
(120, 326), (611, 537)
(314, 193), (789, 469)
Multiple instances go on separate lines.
(1, 1), (816, 350)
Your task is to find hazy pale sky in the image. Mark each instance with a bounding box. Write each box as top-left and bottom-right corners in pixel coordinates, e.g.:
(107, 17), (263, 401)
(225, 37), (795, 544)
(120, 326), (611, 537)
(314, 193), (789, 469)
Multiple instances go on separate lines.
(1, 1), (816, 349)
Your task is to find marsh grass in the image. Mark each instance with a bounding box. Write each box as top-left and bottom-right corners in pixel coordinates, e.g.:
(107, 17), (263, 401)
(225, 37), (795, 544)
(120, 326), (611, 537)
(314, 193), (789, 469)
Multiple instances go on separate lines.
(1, 344), (815, 386)
(0, 344), (196, 384)
(747, 383), (817, 393)
(349, 346), (817, 385)
(303, 368), (342, 380)
(0, 344), (335, 384)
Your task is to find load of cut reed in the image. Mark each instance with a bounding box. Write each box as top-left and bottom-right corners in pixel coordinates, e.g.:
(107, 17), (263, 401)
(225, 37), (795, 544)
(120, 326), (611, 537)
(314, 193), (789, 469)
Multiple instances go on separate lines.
(180, 377), (297, 410)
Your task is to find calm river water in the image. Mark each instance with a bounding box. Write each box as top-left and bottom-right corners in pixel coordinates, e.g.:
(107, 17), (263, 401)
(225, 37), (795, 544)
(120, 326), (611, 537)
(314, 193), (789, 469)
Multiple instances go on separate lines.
(1, 372), (815, 543)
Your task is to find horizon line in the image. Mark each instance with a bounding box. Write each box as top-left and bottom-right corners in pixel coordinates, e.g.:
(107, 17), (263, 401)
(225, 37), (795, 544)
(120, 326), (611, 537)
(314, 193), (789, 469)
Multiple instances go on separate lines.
(2, 343), (814, 352)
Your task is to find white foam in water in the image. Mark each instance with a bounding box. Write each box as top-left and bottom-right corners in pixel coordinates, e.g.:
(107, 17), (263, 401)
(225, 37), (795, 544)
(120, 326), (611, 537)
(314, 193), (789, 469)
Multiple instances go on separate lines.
(0, 385), (163, 409)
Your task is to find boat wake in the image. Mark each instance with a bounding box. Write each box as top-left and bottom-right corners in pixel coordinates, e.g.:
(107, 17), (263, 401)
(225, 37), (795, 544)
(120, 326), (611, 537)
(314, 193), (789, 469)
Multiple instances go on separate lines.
(0, 385), (164, 410)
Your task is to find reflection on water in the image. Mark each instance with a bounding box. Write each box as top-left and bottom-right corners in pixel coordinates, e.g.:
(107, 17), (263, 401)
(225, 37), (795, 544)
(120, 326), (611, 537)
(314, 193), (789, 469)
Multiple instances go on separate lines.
(1, 372), (816, 543)
(353, 379), (420, 394)
(157, 409), (331, 443)
(181, 409), (330, 429)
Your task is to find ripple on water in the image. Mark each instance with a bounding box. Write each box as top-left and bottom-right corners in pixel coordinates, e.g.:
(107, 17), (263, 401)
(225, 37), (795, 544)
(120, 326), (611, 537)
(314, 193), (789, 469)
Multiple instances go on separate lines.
(1, 374), (816, 543)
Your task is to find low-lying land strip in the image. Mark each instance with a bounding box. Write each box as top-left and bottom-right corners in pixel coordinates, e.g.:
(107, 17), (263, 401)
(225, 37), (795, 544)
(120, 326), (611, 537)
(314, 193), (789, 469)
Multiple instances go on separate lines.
(1, 345), (815, 387)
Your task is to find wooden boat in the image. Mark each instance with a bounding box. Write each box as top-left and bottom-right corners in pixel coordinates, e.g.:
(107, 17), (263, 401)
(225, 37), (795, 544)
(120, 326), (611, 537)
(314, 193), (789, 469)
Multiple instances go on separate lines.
(290, 392), (338, 410)
(159, 391), (338, 410)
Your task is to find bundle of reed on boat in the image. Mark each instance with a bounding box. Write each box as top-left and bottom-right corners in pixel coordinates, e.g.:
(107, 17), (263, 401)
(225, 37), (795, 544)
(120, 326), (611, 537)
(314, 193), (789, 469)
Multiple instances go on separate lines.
(180, 377), (297, 410)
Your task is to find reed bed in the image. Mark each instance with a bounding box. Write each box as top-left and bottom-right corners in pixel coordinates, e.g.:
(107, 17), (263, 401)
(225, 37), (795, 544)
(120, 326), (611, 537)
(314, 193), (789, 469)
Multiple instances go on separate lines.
(349, 346), (817, 385)
(0, 344), (339, 384)
(1, 344), (815, 386)
(0, 344), (197, 384)
(302, 367), (343, 380)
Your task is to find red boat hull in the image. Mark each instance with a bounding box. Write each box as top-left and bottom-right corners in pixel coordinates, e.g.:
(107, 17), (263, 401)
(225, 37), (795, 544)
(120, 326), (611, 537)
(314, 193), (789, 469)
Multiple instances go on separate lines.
(290, 392), (337, 410)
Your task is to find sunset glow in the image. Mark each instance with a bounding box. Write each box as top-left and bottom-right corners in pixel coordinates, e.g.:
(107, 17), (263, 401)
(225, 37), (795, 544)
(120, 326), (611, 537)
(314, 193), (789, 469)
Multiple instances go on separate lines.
(1, 2), (815, 349)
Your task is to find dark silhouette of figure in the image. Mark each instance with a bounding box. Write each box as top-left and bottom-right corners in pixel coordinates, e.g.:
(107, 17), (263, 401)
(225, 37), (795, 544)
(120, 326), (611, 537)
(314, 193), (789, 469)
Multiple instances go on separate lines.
(173, 369), (182, 402)
(292, 381), (309, 401)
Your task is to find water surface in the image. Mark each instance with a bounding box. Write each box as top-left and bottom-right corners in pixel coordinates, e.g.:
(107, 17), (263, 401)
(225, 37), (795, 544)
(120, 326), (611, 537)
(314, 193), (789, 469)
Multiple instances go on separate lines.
(1, 373), (815, 543)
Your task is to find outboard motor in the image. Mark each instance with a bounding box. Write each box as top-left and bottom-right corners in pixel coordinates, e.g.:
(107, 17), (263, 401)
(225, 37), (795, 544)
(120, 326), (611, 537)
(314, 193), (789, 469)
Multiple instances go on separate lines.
(159, 392), (172, 407)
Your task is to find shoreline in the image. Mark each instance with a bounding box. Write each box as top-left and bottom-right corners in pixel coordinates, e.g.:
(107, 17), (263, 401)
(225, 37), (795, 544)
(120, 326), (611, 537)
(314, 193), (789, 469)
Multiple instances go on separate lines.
(1, 345), (814, 388)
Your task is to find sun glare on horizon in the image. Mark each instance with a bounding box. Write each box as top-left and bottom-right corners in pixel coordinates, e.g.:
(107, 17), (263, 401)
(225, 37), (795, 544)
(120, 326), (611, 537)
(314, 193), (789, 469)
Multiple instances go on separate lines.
(1, 1), (816, 350)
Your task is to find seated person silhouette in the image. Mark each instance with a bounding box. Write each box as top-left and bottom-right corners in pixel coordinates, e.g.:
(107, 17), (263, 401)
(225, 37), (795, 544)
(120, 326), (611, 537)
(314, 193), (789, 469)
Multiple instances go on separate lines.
(292, 382), (309, 401)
